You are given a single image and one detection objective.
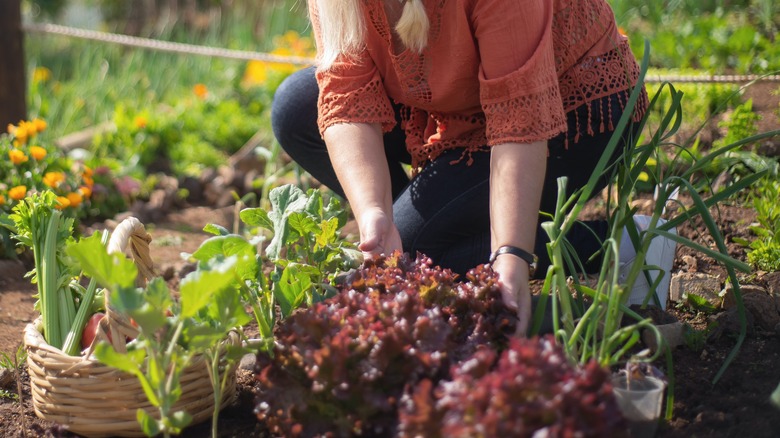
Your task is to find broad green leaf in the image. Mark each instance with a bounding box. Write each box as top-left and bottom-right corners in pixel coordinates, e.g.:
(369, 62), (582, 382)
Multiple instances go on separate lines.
(191, 235), (259, 282)
(265, 185), (309, 259)
(136, 409), (162, 437)
(180, 257), (237, 318)
(273, 263), (312, 318)
(209, 286), (252, 328)
(315, 217), (339, 250)
(203, 223), (230, 236)
(288, 212), (319, 238)
(324, 196), (347, 227)
(185, 325), (227, 351)
(304, 188), (323, 218)
(66, 235), (138, 290)
(108, 287), (146, 314)
(94, 342), (146, 376)
(239, 207), (273, 230)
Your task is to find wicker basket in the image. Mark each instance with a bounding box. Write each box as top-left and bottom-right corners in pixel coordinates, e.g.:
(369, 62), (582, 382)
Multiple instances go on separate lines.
(23, 217), (241, 437)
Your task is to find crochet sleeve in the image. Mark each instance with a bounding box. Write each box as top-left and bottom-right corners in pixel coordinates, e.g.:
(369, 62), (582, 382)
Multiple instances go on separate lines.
(473, 0), (567, 146)
(309, 1), (396, 137)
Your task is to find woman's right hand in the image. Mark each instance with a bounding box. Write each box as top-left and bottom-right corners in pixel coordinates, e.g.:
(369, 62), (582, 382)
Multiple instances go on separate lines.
(357, 207), (402, 259)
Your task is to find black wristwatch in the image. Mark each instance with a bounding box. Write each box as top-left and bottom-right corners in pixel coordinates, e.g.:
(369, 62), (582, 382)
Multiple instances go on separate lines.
(489, 245), (537, 276)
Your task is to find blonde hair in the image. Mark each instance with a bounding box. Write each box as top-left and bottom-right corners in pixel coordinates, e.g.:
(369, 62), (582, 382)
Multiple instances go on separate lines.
(314, 0), (429, 70)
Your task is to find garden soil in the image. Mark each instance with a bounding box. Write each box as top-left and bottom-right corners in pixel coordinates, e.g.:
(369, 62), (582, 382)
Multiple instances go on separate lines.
(1, 82), (779, 437)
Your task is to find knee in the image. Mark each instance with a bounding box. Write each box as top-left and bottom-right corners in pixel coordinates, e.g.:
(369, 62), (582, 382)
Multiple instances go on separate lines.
(271, 67), (318, 147)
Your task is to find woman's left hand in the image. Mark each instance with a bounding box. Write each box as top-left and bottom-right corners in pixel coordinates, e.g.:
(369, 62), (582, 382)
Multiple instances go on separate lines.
(492, 254), (532, 337)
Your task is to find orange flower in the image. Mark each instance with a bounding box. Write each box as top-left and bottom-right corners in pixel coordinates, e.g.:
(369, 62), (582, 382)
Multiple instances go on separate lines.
(43, 171), (66, 188)
(11, 124), (28, 145)
(32, 118), (47, 133)
(9, 185), (27, 201)
(55, 196), (70, 210)
(134, 115), (148, 129)
(82, 165), (93, 178)
(6, 123), (14, 134)
(82, 174), (94, 187)
(78, 185), (92, 198)
(66, 192), (83, 208)
(30, 146), (47, 161)
(193, 83), (208, 99)
(0, 194), (5, 206)
(9, 149), (28, 165)
(618, 26), (628, 37)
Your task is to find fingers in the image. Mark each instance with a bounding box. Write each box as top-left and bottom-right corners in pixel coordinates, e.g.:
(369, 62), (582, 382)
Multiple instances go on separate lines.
(357, 208), (401, 259)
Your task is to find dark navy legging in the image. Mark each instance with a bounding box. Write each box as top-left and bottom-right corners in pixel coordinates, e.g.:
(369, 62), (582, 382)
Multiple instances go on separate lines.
(272, 67), (640, 278)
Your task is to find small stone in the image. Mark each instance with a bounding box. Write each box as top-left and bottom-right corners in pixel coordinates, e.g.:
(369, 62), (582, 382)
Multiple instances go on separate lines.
(643, 321), (686, 352)
(708, 307), (755, 341)
(720, 283), (767, 310)
(0, 367), (16, 389)
(239, 353), (257, 371)
(682, 255), (698, 272)
(742, 292), (780, 331)
(669, 272), (722, 306)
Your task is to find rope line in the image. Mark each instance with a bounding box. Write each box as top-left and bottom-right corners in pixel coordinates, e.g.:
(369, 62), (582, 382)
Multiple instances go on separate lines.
(23, 23), (780, 83)
(23, 23), (316, 66)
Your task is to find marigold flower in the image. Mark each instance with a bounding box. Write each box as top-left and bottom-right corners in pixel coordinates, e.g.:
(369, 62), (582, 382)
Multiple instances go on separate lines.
(9, 149), (28, 165)
(9, 186), (27, 201)
(0, 194), (5, 206)
(43, 171), (66, 188)
(32, 118), (47, 133)
(82, 174), (94, 187)
(30, 146), (47, 161)
(27, 121), (39, 136)
(78, 185), (92, 198)
(11, 124), (28, 144)
(193, 83), (208, 99)
(66, 192), (83, 208)
(82, 165), (94, 177)
(55, 196), (71, 210)
(6, 124), (14, 134)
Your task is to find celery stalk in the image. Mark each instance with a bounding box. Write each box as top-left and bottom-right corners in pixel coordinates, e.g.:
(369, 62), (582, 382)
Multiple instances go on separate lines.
(41, 210), (63, 349)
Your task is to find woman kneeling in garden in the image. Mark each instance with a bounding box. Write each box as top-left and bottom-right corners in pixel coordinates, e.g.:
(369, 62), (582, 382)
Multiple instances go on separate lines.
(272, 0), (667, 334)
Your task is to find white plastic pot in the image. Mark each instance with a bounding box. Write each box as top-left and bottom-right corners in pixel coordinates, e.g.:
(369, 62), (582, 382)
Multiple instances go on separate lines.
(612, 374), (666, 438)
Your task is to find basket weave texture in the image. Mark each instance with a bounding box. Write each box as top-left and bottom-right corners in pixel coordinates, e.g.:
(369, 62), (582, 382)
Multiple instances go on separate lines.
(23, 217), (240, 437)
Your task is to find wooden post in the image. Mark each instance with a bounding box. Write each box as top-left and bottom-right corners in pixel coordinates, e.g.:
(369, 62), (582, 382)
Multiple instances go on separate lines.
(0, 0), (27, 127)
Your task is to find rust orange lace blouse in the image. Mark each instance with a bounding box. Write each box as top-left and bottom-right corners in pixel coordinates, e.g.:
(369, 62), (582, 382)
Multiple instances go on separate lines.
(312, 0), (649, 171)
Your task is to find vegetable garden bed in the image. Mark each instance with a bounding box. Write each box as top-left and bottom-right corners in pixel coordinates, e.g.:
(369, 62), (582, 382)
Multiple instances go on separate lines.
(0, 189), (778, 437)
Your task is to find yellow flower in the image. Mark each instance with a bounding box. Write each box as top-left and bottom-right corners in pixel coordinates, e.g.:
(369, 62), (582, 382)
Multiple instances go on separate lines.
(638, 171), (650, 182)
(43, 171), (66, 188)
(20, 120), (37, 137)
(32, 67), (51, 84)
(66, 192), (83, 208)
(9, 148), (28, 165)
(134, 115), (148, 129)
(9, 186), (27, 201)
(242, 61), (268, 87)
(11, 123), (28, 144)
(32, 118), (47, 133)
(30, 146), (47, 161)
(193, 83), (208, 99)
(55, 196), (70, 210)
(78, 185), (92, 198)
